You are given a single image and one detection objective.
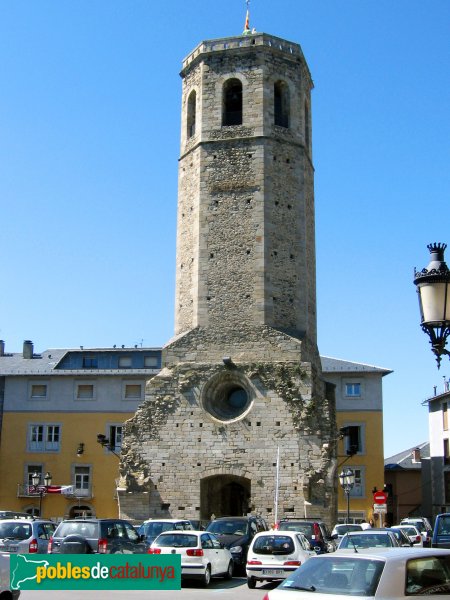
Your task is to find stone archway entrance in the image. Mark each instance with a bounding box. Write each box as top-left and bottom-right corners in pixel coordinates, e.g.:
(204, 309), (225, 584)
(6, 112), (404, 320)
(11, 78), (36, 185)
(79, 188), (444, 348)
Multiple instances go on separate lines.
(200, 475), (250, 520)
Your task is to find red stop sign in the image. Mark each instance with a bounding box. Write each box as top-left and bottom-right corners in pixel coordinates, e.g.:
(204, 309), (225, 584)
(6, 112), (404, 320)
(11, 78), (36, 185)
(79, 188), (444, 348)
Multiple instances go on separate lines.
(373, 491), (387, 504)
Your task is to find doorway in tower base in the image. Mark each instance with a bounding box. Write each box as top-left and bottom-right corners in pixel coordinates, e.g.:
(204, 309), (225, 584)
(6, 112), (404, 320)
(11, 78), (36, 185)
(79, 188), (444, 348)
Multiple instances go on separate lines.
(200, 474), (251, 520)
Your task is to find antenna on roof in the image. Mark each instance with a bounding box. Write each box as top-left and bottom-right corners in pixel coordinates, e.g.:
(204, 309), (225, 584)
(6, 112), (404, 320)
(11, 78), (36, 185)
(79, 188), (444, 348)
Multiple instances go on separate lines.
(243, 0), (251, 35)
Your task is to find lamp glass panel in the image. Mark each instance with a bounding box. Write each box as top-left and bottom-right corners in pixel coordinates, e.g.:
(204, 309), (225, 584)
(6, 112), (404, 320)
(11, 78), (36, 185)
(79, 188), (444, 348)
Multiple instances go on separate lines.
(420, 282), (450, 323)
(345, 470), (355, 486)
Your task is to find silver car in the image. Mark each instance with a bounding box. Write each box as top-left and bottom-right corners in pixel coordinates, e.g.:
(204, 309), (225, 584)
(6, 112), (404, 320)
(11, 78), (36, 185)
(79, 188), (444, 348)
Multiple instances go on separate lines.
(0, 518), (56, 554)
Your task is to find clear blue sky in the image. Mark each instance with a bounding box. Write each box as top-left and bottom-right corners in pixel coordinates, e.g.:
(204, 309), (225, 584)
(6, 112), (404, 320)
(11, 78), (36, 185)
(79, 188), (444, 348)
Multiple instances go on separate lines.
(1, 1), (449, 458)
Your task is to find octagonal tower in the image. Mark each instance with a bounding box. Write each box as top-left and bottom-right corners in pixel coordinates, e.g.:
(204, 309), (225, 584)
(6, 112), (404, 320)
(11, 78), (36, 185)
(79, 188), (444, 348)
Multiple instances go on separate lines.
(119, 33), (337, 524)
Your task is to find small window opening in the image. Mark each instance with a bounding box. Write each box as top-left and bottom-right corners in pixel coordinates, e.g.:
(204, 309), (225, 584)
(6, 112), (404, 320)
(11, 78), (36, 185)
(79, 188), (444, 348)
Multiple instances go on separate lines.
(274, 81), (290, 128)
(223, 78), (243, 126)
(187, 90), (196, 138)
(305, 101), (311, 150)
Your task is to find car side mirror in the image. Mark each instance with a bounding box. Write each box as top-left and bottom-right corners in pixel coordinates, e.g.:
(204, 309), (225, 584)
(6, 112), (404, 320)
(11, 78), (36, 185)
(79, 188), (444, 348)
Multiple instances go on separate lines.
(139, 534), (146, 542)
(330, 534), (338, 540)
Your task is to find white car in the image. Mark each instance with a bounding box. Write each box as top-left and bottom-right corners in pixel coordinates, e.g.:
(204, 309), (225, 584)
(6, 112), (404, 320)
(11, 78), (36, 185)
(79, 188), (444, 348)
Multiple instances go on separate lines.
(394, 524), (424, 546)
(261, 547), (450, 600)
(148, 530), (233, 586)
(400, 517), (432, 546)
(246, 530), (315, 589)
(331, 523), (363, 541)
(337, 529), (400, 551)
(0, 552), (20, 599)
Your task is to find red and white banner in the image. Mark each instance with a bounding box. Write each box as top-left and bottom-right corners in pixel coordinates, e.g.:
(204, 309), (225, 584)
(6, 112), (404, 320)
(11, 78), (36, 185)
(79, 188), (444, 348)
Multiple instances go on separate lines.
(28, 485), (74, 495)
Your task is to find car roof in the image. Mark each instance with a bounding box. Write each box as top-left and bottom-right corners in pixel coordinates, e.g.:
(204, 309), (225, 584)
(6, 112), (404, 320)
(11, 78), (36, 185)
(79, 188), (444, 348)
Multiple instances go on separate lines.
(252, 530), (303, 539)
(345, 528), (392, 534)
(323, 547), (450, 561)
(0, 518), (53, 524)
(142, 518), (191, 523)
(212, 516), (254, 520)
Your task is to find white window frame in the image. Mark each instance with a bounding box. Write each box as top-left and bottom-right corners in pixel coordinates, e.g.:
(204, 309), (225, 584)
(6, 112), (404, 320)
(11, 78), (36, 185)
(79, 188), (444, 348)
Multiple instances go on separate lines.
(25, 464), (43, 485)
(73, 465), (91, 495)
(349, 467), (365, 498)
(28, 423), (61, 452)
(144, 356), (159, 368)
(343, 423), (366, 455)
(344, 381), (362, 398)
(29, 382), (49, 400)
(75, 381), (96, 401)
(118, 356), (132, 369)
(122, 381), (143, 401)
(105, 424), (123, 453)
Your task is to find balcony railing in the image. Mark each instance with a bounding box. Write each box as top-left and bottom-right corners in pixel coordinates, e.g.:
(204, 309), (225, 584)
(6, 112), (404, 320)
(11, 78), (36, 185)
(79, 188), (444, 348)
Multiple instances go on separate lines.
(17, 484), (94, 499)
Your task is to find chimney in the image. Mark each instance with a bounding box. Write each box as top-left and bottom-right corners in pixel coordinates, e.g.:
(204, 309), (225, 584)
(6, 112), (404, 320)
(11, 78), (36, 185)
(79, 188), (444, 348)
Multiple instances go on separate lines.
(412, 447), (421, 463)
(23, 340), (34, 359)
(0, 340), (4, 357)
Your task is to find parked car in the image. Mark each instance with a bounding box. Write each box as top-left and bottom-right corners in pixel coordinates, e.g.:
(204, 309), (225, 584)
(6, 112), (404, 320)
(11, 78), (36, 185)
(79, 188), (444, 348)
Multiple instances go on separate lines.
(331, 523), (363, 541)
(387, 527), (414, 547)
(275, 519), (336, 553)
(400, 517), (432, 546)
(0, 518), (56, 554)
(137, 519), (194, 545)
(260, 547), (450, 600)
(432, 513), (450, 549)
(394, 524), (423, 546)
(148, 530), (233, 586)
(246, 530), (315, 589)
(48, 518), (147, 554)
(337, 529), (400, 550)
(206, 515), (268, 572)
(0, 510), (32, 520)
(0, 552), (20, 599)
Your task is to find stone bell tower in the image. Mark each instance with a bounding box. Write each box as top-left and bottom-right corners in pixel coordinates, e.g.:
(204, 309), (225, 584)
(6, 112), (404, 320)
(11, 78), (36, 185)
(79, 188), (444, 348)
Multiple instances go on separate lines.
(119, 32), (337, 524)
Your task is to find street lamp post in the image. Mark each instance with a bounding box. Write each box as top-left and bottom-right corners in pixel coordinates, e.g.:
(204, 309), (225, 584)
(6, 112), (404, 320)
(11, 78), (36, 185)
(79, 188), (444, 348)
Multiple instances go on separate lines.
(31, 471), (52, 517)
(414, 243), (450, 368)
(339, 468), (355, 524)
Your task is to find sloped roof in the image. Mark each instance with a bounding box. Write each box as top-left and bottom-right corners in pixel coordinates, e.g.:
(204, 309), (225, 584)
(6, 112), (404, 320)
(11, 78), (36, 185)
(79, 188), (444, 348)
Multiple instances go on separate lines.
(321, 356), (392, 376)
(0, 347), (161, 376)
(384, 442), (430, 470)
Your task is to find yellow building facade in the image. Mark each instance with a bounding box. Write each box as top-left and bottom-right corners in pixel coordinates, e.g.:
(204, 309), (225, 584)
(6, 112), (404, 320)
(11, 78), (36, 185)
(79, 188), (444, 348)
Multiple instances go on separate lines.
(322, 356), (391, 524)
(0, 341), (161, 521)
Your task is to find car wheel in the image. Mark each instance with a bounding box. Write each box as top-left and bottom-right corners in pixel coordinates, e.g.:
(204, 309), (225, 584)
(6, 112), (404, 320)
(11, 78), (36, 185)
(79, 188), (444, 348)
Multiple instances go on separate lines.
(202, 565), (211, 587)
(224, 560), (233, 580)
(247, 576), (256, 589)
(59, 535), (90, 554)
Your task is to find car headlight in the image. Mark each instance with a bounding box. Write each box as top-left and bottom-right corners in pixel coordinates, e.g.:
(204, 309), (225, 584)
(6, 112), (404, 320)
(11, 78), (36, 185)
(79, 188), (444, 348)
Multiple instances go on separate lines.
(230, 545), (243, 553)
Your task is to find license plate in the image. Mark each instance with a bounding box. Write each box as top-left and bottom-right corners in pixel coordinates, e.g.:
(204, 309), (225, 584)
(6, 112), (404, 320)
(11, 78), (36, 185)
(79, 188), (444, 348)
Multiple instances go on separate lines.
(262, 569), (285, 576)
(3, 544), (18, 552)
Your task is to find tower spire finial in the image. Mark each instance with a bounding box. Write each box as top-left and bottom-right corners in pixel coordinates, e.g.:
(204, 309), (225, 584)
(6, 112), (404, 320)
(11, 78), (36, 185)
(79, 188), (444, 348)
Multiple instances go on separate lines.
(243, 0), (251, 35)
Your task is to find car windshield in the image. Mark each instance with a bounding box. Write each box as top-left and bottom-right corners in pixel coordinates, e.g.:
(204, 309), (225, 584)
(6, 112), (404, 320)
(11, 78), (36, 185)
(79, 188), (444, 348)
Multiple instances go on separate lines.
(207, 520), (248, 536)
(0, 522), (31, 540)
(253, 535), (295, 555)
(436, 516), (450, 535)
(279, 522), (315, 537)
(406, 555), (450, 595)
(56, 522), (98, 538)
(142, 522), (185, 538)
(279, 556), (384, 595)
(403, 521), (426, 532)
(340, 534), (394, 549)
(335, 525), (362, 535)
(401, 527), (418, 536)
(155, 533), (198, 548)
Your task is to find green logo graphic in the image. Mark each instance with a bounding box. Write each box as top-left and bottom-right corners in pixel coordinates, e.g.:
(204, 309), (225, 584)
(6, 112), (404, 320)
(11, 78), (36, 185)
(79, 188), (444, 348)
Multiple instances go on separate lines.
(10, 554), (181, 590)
